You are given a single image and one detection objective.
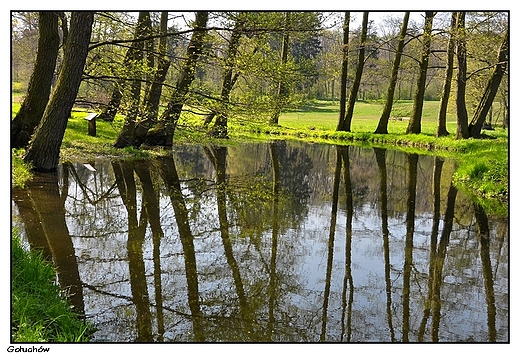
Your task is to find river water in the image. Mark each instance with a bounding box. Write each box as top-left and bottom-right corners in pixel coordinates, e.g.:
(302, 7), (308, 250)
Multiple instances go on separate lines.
(11, 141), (508, 342)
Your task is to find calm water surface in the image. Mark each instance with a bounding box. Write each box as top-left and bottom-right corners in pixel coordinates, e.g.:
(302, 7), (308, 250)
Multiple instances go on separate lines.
(12, 141), (509, 342)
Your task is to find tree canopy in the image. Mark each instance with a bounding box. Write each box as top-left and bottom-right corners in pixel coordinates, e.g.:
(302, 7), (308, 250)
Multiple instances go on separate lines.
(11, 11), (509, 168)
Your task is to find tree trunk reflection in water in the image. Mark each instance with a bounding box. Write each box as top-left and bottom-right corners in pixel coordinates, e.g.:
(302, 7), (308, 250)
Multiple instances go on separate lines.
(339, 146), (354, 342)
(374, 147), (395, 342)
(112, 161), (153, 342)
(205, 146), (253, 337)
(133, 163), (166, 341)
(12, 168), (85, 318)
(268, 142), (281, 340)
(418, 156), (444, 341)
(431, 183), (457, 341)
(474, 203), (497, 342)
(321, 146), (342, 341)
(158, 156), (205, 342)
(11, 141), (508, 342)
(402, 153), (418, 342)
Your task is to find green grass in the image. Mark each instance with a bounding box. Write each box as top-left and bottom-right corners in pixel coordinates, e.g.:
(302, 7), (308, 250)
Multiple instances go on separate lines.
(12, 149), (33, 189)
(229, 99), (508, 214)
(279, 100), (456, 134)
(11, 231), (94, 342)
(11, 98), (508, 215)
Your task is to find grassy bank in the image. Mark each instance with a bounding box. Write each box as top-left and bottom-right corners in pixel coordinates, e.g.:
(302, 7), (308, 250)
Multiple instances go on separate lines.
(11, 231), (94, 342)
(12, 99), (508, 214)
(235, 100), (508, 213)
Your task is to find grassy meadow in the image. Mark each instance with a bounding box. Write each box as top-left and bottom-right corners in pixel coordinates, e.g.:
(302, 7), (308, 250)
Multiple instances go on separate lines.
(280, 99), (454, 134)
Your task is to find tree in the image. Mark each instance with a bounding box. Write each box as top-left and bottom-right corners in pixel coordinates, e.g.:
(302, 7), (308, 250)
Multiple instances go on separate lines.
(144, 11), (209, 147)
(11, 12), (60, 148)
(24, 12), (94, 171)
(113, 12), (152, 148)
(337, 12), (350, 131)
(97, 12), (152, 122)
(468, 28), (508, 138)
(455, 12), (469, 139)
(337, 11), (369, 132)
(207, 12), (247, 138)
(374, 12), (410, 134)
(436, 13), (457, 137)
(406, 12), (435, 134)
(269, 12), (291, 125)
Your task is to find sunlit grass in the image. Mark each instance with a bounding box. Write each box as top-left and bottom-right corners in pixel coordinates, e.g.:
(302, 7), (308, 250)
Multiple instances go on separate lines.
(230, 99), (508, 212)
(279, 100), (458, 135)
(12, 149), (32, 188)
(11, 232), (94, 342)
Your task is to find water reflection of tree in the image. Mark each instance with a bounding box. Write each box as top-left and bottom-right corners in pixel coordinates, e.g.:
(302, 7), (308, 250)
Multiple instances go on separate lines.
(374, 147), (395, 342)
(321, 146), (341, 341)
(268, 142), (281, 341)
(133, 162), (166, 341)
(13, 142), (507, 342)
(158, 156), (206, 342)
(12, 170), (85, 318)
(474, 202), (497, 342)
(204, 145), (253, 339)
(112, 161), (153, 342)
(418, 156), (445, 341)
(339, 146), (354, 342)
(402, 153), (418, 342)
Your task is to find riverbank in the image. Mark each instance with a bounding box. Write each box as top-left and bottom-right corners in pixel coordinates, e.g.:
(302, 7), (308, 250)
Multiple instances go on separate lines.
(10, 100), (508, 340)
(11, 231), (94, 342)
(12, 99), (508, 215)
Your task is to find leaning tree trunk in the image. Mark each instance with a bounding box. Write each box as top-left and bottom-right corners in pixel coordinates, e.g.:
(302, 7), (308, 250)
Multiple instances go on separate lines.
(469, 28), (508, 138)
(144, 11), (208, 147)
(337, 12), (350, 132)
(11, 12), (60, 148)
(24, 12), (94, 171)
(455, 12), (470, 139)
(436, 13), (457, 137)
(375, 12), (409, 134)
(337, 12), (369, 132)
(406, 12), (435, 134)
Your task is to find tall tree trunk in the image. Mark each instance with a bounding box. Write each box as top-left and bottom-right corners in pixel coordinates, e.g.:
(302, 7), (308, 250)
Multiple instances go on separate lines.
(113, 40), (145, 147)
(337, 12), (350, 131)
(11, 12), (59, 148)
(97, 12), (151, 122)
(406, 12), (435, 134)
(337, 12), (369, 132)
(144, 11), (209, 147)
(208, 13), (246, 138)
(113, 12), (151, 147)
(469, 28), (508, 138)
(114, 12), (170, 148)
(375, 12), (409, 134)
(436, 13), (457, 137)
(24, 12), (94, 171)
(455, 12), (470, 139)
(270, 12), (291, 126)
